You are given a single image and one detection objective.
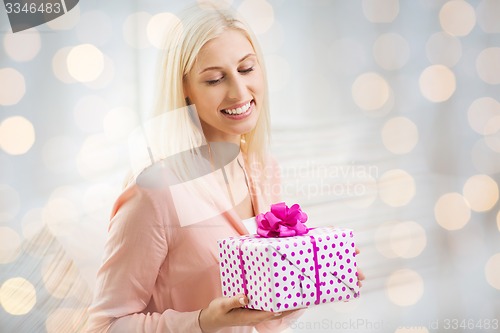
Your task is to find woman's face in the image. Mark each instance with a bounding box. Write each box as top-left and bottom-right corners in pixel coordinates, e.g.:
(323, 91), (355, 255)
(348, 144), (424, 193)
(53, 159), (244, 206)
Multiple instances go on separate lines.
(184, 29), (265, 144)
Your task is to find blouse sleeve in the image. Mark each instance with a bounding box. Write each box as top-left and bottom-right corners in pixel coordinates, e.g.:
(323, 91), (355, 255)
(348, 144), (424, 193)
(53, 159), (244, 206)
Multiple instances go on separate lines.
(86, 185), (203, 333)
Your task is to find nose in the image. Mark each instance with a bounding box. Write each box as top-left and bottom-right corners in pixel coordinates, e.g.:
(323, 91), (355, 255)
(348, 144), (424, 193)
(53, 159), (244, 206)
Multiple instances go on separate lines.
(227, 74), (246, 100)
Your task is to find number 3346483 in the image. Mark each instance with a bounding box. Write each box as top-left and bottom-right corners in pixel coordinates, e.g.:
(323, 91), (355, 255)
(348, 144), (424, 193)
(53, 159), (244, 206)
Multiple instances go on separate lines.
(5, 2), (62, 14)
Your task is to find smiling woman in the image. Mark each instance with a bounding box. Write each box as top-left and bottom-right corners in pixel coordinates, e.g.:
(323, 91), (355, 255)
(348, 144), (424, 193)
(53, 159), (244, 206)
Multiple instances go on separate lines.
(85, 4), (305, 333)
(184, 30), (264, 145)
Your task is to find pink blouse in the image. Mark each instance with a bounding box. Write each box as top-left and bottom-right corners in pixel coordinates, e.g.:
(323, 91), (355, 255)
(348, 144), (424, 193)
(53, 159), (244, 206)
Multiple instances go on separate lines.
(86, 154), (300, 332)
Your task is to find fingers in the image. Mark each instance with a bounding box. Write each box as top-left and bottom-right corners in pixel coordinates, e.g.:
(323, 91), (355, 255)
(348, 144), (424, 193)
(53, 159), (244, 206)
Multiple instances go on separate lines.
(357, 268), (366, 281)
(203, 296), (297, 331)
(200, 295), (251, 332)
(278, 308), (302, 319)
(357, 268), (365, 287)
(224, 294), (248, 311)
(219, 295), (282, 326)
(354, 247), (364, 287)
(231, 308), (283, 324)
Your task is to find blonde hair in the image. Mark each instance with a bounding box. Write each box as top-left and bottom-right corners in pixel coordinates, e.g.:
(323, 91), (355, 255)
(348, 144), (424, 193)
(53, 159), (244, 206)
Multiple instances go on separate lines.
(152, 4), (271, 165)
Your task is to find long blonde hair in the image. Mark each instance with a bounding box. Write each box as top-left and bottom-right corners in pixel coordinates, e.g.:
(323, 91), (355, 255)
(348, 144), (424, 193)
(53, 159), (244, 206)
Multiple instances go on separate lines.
(152, 4), (271, 165)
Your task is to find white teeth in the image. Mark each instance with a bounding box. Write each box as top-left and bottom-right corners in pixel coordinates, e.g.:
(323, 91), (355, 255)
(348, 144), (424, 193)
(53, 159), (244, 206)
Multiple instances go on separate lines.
(223, 102), (251, 115)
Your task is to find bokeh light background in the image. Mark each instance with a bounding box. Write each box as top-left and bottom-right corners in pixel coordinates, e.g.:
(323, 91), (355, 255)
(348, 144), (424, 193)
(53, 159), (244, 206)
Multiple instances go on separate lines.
(1, 0), (500, 332)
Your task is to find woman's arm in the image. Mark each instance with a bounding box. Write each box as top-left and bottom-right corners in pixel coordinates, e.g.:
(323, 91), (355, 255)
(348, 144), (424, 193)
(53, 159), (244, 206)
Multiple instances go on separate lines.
(86, 186), (203, 333)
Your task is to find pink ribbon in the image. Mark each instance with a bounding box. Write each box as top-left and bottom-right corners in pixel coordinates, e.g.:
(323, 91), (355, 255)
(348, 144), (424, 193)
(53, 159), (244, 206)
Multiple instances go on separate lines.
(238, 239), (248, 298)
(256, 202), (309, 238)
(309, 235), (321, 305)
(237, 234), (321, 308)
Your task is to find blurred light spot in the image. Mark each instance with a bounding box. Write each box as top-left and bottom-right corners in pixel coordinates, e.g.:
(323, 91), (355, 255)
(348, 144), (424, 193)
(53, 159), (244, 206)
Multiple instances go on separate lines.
(328, 38), (367, 76)
(123, 12), (152, 49)
(265, 55), (290, 92)
(147, 12), (181, 49)
(0, 68), (26, 106)
(352, 72), (390, 111)
(362, 0), (399, 23)
(485, 253), (500, 290)
(395, 328), (429, 333)
(67, 44), (105, 83)
(77, 134), (117, 179)
(386, 269), (424, 306)
(0, 184), (20, 222)
(73, 95), (109, 133)
(0, 277), (36, 315)
(43, 197), (79, 237)
(373, 33), (409, 70)
(390, 221), (427, 258)
(362, 90), (395, 118)
(49, 186), (82, 204)
(83, 184), (118, 221)
(103, 107), (138, 142)
(462, 174), (499, 212)
(375, 220), (426, 259)
(346, 175), (378, 209)
(476, 0), (500, 33)
(238, 0), (274, 35)
(425, 32), (462, 67)
(476, 47), (500, 85)
(46, 308), (88, 333)
(46, 4), (80, 30)
(381, 116), (419, 154)
(484, 116), (500, 153)
(76, 10), (113, 46)
(471, 138), (500, 174)
(42, 254), (83, 299)
(467, 97), (500, 135)
(42, 136), (78, 174)
(378, 169), (415, 207)
(439, 0), (476, 36)
(21, 208), (44, 240)
(197, 0), (233, 9)
(497, 210), (500, 232)
(3, 28), (41, 62)
(83, 55), (115, 89)
(434, 192), (471, 230)
(419, 65), (456, 102)
(52, 47), (76, 83)
(0, 116), (35, 155)
(0, 227), (21, 264)
(375, 220), (399, 258)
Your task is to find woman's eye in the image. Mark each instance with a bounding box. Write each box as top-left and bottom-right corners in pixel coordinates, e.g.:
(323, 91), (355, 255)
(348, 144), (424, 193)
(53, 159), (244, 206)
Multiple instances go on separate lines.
(239, 67), (254, 74)
(206, 77), (223, 85)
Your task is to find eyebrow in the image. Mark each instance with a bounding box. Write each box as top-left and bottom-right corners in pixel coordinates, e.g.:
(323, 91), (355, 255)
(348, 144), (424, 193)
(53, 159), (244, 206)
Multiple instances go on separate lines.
(198, 53), (256, 74)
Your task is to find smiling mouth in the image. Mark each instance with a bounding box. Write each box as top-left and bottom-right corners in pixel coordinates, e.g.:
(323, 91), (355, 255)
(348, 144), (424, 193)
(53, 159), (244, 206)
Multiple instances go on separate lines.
(221, 100), (252, 115)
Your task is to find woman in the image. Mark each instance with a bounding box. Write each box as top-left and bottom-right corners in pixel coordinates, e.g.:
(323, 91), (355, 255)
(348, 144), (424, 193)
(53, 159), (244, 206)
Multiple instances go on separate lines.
(86, 4), (363, 333)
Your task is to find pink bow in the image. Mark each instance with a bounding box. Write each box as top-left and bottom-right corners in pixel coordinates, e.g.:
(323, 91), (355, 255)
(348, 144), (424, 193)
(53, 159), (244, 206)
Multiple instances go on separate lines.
(256, 202), (309, 238)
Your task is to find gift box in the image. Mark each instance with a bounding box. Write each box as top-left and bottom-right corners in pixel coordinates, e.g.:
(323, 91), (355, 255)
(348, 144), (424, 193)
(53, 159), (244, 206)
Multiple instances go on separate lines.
(217, 203), (360, 312)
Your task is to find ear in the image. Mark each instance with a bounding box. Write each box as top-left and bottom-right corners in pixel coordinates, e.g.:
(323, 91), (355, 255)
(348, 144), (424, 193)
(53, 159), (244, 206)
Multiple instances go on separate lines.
(183, 75), (190, 101)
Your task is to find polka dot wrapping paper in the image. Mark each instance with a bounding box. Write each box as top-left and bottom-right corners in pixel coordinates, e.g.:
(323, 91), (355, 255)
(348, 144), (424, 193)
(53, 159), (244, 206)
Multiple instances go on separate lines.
(218, 227), (360, 312)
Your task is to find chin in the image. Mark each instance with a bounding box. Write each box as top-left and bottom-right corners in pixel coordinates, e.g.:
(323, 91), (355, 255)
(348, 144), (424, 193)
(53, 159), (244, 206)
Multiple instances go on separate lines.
(235, 120), (259, 136)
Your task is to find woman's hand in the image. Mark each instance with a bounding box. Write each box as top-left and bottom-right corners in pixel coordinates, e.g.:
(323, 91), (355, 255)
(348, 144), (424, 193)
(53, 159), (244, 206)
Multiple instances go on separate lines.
(198, 295), (297, 333)
(355, 247), (366, 287)
(200, 246), (365, 332)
